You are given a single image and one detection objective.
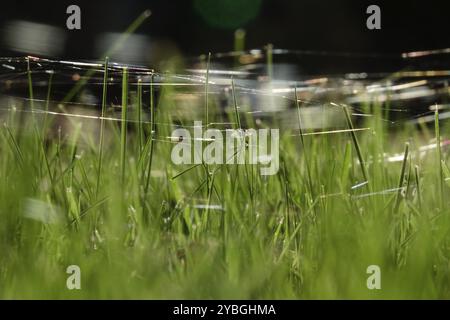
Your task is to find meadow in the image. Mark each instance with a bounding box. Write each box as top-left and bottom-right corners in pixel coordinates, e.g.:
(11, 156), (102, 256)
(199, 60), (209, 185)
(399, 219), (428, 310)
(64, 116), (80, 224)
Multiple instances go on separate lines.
(0, 49), (449, 300)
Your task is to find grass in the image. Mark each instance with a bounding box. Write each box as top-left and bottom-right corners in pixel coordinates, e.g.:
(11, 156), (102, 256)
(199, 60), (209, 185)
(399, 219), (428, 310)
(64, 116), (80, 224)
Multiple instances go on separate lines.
(120, 67), (129, 185)
(96, 56), (109, 198)
(0, 57), (449, 300)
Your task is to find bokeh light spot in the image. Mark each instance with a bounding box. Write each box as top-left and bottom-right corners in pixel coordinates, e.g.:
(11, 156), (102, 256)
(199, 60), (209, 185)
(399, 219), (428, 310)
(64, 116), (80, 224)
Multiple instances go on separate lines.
(194, 0), (262, 29)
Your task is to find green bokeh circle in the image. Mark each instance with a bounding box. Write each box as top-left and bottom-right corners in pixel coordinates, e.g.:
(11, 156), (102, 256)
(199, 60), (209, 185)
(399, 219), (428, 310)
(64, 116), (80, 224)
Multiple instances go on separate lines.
(194, 0), (262, 29)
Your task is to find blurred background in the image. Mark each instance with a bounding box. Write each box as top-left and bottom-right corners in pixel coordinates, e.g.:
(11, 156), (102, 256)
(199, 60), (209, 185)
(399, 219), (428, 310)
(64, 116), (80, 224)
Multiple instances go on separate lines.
(0, 0), (449, 73)
(1, 0), (450, 124)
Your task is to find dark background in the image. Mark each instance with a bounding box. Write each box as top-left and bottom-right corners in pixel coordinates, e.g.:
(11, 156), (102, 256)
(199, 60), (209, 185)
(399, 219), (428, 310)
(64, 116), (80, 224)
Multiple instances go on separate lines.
(0, 0), (449, 65)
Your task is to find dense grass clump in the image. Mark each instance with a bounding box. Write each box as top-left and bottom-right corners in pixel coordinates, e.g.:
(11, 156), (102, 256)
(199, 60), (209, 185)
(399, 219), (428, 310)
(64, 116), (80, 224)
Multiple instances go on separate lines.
(0, 58), (449, 299)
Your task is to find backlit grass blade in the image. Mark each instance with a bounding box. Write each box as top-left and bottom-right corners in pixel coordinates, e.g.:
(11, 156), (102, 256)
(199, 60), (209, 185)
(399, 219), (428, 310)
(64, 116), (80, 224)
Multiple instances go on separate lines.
(231, 77), (241, 130)
(435, 109), (444, 208)
(144, 74), (155, 196)
(342, 104), (369, 184)
(96, 57), (109, 197)
(27, 57), (34, 111)
(137, 78), (144, 153)
(394, 142), (409, 213)
(294, 88), (314, 198)
(120, 67), (129, 185)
